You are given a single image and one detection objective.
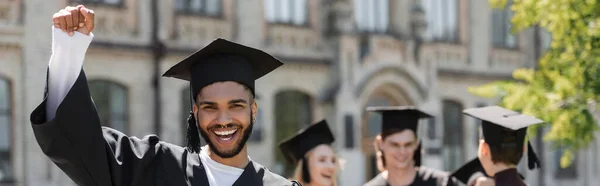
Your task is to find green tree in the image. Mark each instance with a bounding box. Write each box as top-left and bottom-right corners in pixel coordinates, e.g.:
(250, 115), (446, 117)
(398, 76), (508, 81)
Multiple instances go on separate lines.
(470, 0), (600, 168)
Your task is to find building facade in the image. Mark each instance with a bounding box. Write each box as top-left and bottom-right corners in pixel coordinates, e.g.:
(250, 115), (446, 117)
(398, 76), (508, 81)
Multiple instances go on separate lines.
(0, 0), (599, 185)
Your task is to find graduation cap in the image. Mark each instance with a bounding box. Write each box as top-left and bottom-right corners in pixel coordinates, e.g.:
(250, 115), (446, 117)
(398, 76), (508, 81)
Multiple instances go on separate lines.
(366, 106), (433, 167)
(451, 158), (489, 185)
(278, 120), (335, 164)
(365, 106), (432, 134)
(162, 38), (283, 153)
(463, 106), (543, 170)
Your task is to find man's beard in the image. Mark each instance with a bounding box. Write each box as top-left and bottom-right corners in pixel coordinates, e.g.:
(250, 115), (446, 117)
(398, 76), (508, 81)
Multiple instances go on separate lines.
(198, 115), (254, 158)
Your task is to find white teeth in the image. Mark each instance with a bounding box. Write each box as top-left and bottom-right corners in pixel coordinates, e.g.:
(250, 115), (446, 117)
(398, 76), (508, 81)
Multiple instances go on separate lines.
(214, 129), (237, 136)
(220, 136), (233, 141)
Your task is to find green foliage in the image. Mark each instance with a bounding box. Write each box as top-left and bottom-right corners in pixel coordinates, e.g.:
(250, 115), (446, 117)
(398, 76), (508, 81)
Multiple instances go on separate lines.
(470, 0), (600, 168)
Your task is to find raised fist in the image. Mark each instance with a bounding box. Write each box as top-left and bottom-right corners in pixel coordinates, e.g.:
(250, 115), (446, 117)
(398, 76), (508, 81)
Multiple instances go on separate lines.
(52, 5), (95, 36)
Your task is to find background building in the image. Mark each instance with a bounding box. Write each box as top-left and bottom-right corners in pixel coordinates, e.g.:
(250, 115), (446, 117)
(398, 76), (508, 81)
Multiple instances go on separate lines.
(0, 0), (599, 185)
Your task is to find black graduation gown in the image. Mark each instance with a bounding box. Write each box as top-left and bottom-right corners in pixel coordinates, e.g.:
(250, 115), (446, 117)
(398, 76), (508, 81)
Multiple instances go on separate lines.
(493, 168), (526, 186)
(362, 167), (459, 186)
(30, 70), (299, 186)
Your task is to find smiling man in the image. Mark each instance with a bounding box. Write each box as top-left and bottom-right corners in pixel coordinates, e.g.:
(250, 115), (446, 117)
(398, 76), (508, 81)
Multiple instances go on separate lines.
(362, 106), (459, 186)
(30, 5), (299, 186)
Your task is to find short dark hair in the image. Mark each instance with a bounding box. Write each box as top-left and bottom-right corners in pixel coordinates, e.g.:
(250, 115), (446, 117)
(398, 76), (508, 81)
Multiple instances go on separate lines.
(479, 127), (523, 165)
(381, 128), (416, 140)
(489, 145), (523, 165)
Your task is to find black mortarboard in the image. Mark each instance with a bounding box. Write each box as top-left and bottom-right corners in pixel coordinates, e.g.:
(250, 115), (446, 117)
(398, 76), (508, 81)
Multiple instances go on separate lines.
(278, 120), (335, 164)
(366, 106), (432, 167)
(451, 158), (489, 185)
(463, 106), (543, 169)
(162, 38), (283, 153)
(162, 38), (283, 99)
(365, 106), (432, 134)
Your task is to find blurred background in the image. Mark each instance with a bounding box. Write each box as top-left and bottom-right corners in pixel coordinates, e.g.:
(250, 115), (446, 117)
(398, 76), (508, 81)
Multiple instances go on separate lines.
(0, 0), (598, 185)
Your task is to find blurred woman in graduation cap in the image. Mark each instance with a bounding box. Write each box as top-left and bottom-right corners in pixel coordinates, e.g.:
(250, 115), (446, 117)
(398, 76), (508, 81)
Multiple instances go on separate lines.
(363, 106), (460, 186)
(279, 120), (340, 186)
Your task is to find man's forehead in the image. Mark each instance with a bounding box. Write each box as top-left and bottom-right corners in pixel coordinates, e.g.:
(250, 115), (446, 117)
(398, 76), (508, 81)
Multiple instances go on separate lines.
(197, 81), (253, 99)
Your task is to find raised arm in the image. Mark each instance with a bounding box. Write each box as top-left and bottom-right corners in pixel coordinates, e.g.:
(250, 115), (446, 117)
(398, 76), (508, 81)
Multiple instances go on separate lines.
(30, 6), (167, 186)
(46, 5), (94, 121)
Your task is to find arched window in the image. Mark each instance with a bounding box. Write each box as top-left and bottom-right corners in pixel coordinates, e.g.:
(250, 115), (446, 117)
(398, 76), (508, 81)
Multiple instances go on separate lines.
(0, 78), (12, 182)
(274, 90), (312, 176)
(442, 100), (464, 171)
(89, 80), (129, 134)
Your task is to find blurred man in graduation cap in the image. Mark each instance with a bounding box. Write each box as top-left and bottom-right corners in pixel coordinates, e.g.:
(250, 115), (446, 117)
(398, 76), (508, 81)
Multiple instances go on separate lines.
(279, 120), (340, 186)
(30, 5), (299, 186)
(451, 106), (543, 186)
(363, 106), (459, 186)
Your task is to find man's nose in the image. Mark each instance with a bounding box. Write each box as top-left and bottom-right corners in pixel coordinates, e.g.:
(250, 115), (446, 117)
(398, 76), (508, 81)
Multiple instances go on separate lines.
(216, 111), (232, 125)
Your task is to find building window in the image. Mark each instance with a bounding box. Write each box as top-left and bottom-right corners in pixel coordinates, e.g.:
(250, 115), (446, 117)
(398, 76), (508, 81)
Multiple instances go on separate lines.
(89, 80), (129, 134)
(248, 98), (263, 142)
(264, 0), (308, 26)
(423, 0), (458, 42)
(175, 0), (222, 16)
(353, 0), (389, 33)
(442, 100), (464, 171)
(344, 115), (355, 149)
(554, 148), (578, 179)
(274, 90), (312, 176)
(0, 78), (12, 183)
(491, 1), (517, 48)
(71, 0), (122, 6)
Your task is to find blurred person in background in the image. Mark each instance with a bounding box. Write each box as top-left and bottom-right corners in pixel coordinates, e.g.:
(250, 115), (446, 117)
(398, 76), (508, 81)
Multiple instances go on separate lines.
(363, 106), (459, 186)
(279, 120), (340, 186)
(462, 106), (543, 186)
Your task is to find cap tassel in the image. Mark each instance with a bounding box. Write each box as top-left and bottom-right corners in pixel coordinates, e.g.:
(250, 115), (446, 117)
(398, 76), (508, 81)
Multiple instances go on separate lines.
(186, 112), (201, 153)
(414, 141), (422, 167)
(527, 141), (541, 169)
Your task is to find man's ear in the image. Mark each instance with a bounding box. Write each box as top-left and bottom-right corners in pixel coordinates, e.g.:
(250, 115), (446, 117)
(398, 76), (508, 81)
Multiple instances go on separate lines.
(375, 135), (384, 151)
(481, 140), (490, 156)
(251, 100), (258, 122)
(193, 102), (198, 116)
